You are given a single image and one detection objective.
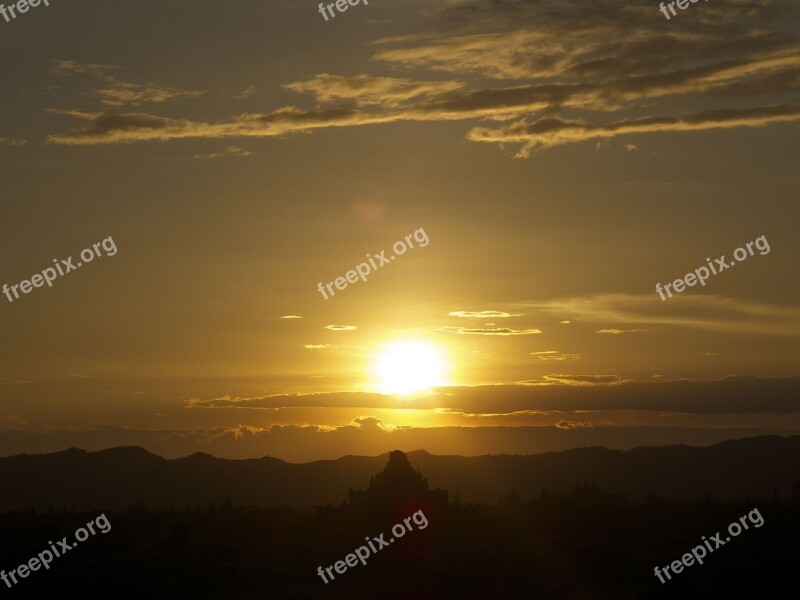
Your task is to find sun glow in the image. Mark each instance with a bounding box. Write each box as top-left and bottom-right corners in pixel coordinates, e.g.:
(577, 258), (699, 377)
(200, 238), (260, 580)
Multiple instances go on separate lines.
(372, 341), (449, 395)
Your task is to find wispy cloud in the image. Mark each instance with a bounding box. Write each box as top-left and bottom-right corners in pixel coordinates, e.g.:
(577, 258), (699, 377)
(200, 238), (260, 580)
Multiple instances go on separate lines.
(283, 74), (464, 106)
(51, 59), (204, 107)
(531, 350), (583, 361)
(235, 85), (257, 100)
(194, 145), (252, 159)
(449, 310), (523, 318)
(50, 59), (119, 78)
(596, 328), (648, 335)
(94, 81), (204, 107)
(324, 325), (357, 331)
(542, 374), (624, 385)
(529, 294), (800, 337)
(467, 104), (800, 157)
(438, 326), (541, 335)
(0, 137), (27, 146)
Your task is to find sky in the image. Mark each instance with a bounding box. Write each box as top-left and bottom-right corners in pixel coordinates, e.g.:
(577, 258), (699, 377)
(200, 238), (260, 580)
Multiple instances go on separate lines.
(1, 0), (798, 461)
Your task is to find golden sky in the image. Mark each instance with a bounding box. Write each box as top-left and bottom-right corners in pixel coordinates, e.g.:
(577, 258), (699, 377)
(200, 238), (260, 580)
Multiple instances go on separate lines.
(1, 0), (798, 460)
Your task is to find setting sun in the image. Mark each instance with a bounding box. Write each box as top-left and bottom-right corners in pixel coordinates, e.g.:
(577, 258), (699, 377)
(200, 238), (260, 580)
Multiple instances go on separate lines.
(372, 341), (449, 395)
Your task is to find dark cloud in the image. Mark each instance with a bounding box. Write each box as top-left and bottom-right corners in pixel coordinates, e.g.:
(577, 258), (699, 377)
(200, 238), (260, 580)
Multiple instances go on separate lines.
(184, 376), (800, 415)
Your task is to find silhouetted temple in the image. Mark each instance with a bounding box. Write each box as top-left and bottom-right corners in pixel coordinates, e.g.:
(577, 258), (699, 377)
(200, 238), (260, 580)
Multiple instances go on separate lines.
(348, 450), (448, 513)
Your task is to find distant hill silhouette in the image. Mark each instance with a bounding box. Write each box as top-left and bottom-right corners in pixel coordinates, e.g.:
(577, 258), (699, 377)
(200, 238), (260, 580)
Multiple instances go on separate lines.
(1, 435), (799, 511)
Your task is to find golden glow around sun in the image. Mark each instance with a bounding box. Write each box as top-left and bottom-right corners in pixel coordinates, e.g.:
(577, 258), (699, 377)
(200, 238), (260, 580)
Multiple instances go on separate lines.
(372, 341), (449, 395)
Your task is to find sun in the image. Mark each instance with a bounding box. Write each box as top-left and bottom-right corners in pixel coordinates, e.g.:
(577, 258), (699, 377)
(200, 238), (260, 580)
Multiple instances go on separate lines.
(372, 341), (449, 395)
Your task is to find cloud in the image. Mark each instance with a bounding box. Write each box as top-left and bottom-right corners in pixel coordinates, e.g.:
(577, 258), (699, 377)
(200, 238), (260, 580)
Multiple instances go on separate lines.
(46, 80), (800, 150)
(235, 85), (257, 100)
(467, 104), (800, 157)
(0, 380), (32, 385)
(50, 59), (119, 79)
(47, 110), (201, 144)
(304, 344), (339, 349)
(50, 60), (204, 107)
(279, 315), (303, 319)
(43, 2), (800, 155)
(624, 144), (639, 151)
(0, 415), (27, 428)
(0, 137), (27, 146)
(185, 392), (395, 410)
(555, 419), (594, 429)
(595, 328), (647, 335)
(530, 350), (583, 361)
(448, 310), (523, 318)
(324, 325), (357, 331)
(438, 327), (541, 335)
(350, 416), (396, 432)
(378, 2), (798, 81)
(94, 81), (204, 107)
(46, 106), (400, 145)
(283, 74), (464, 106)
(542, 375), (623, 385)
(180, 376), (800, 415)
(529, 294), (800, 337)
(194, 145), (252, 159)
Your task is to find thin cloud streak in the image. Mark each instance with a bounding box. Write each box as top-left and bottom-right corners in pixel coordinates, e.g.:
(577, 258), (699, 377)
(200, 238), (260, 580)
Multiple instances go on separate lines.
(527, 294), (800, 337)
(438, 327), (542, 335)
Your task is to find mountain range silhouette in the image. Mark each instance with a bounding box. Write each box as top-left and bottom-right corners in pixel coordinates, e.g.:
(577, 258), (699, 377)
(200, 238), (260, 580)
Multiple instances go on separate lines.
(1, 435), (799, 511)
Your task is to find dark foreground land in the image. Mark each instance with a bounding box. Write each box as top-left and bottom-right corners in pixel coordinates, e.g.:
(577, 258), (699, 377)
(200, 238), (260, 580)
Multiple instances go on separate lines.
(1, 493), (799, 598)
(1, 444), (799, 599)
(0, 438), (800, 600)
